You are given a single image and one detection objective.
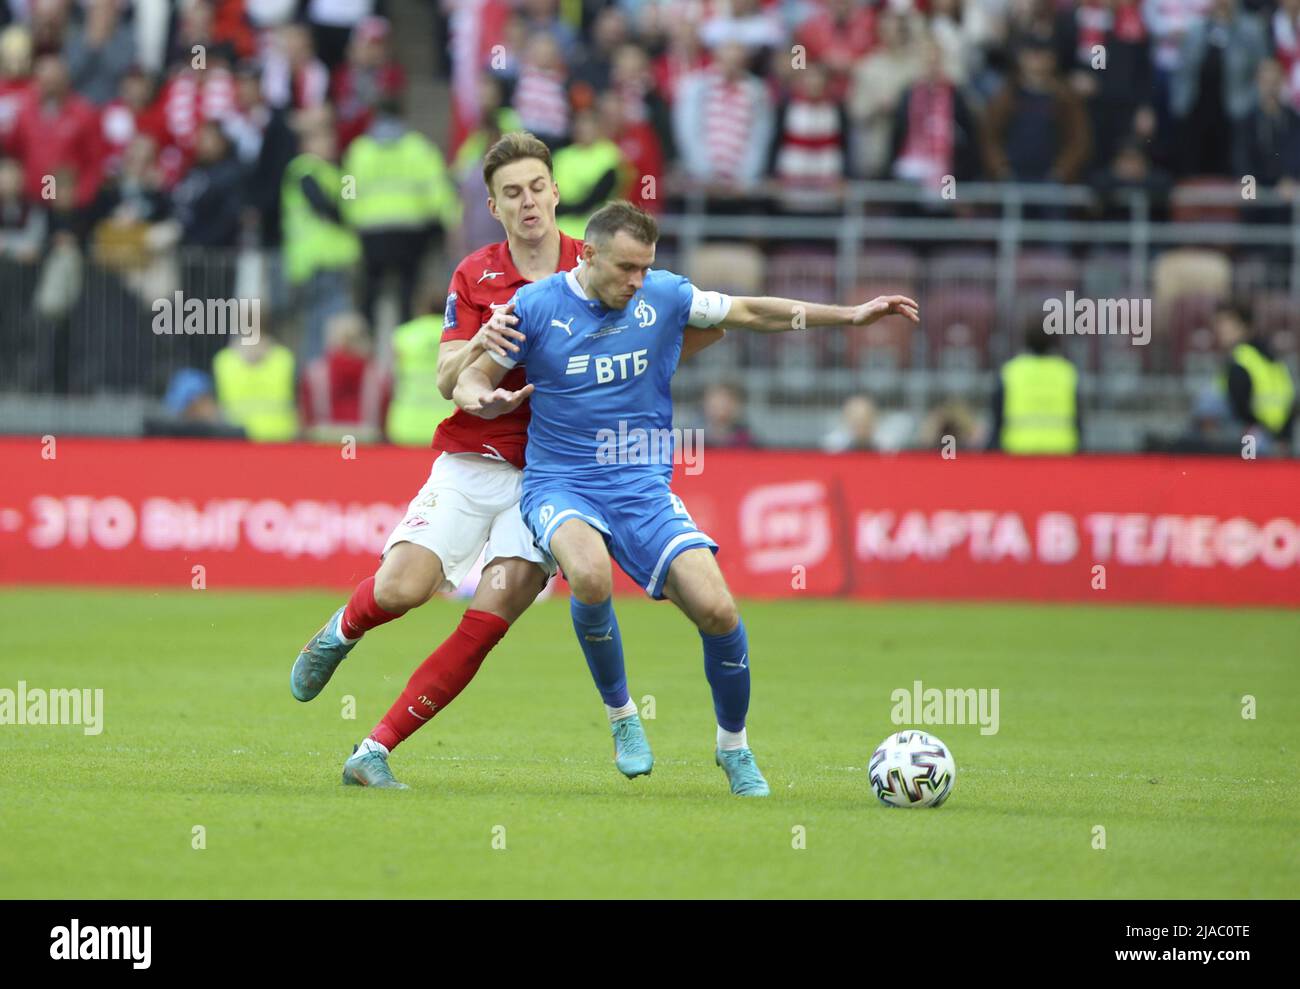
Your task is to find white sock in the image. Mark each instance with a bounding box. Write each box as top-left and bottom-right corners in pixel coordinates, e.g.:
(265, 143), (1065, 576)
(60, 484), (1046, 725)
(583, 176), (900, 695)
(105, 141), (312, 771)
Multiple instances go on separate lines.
(334, 610), (358, 644)
(356, 737), (388, 758)
(717, 725), (748, 752)
(606, 700), (638, 723)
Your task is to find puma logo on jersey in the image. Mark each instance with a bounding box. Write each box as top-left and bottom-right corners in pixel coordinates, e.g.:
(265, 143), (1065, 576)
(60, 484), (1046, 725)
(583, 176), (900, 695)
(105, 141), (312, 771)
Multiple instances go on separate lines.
(477, 269), (505, 284)
(551, 316), (575, 336)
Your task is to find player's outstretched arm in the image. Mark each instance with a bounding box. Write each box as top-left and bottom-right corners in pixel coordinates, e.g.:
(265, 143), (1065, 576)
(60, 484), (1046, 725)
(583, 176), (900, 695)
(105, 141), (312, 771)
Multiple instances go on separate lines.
(436, 304), (527, 398)
(720, 295), (919, 333)
(452, 350), (533, 420)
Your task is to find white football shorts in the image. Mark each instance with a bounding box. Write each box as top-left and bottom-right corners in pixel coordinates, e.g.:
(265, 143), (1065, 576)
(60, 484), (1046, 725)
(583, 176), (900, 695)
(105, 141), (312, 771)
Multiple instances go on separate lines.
(381, 452), (556, 592)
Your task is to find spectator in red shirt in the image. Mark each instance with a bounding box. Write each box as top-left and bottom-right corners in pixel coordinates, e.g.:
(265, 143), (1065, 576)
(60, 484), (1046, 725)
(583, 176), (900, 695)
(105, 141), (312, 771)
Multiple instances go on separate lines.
(10, 55), (103, 222)
(653, 16), (709, 106)
(100, 67), (168, 178)
(298, 310), (390, 442)
(596, 88), (665, 213)
(610, 42), (674, 165)
(796, 0), (878, 98)
(262, 21), (330, 112)
(331, 16), (407, 151)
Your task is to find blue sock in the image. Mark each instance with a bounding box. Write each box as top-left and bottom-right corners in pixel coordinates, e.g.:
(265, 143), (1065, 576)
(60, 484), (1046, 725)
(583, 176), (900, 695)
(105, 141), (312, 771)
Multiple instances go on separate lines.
(702, 619), (749, 733)
(570, 596), (630, 709)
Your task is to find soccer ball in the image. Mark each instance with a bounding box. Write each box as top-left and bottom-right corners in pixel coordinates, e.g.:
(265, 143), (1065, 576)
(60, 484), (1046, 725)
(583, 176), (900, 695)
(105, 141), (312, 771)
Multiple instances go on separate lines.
(869, 730), (956, 808)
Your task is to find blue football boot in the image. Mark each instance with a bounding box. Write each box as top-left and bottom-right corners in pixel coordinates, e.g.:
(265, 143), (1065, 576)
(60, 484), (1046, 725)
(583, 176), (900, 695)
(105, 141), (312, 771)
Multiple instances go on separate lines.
(611, 713), (654, 778)
(291, 606), (357, 702)
(716, 747), (771, 796)
(341, 744), (409, 789)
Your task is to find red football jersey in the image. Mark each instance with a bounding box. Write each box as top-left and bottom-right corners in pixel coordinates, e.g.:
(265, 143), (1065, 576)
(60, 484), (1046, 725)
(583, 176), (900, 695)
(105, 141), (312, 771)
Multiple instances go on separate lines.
(431, 232), (584, 468)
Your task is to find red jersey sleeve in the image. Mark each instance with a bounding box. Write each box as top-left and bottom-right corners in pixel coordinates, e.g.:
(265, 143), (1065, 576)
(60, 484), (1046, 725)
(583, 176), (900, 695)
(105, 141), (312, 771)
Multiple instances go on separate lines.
(440, 264), (484, 343)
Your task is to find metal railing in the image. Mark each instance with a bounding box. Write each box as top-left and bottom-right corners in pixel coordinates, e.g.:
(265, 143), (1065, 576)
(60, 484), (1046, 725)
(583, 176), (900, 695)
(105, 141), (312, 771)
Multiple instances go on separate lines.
(2, 180), (1296, 451)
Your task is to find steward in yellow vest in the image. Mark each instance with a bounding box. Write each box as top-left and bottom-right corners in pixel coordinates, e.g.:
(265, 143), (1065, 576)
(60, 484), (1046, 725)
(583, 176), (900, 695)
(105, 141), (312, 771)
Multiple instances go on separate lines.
(552, 109), (628, 241)
(1214, 302), (1296, 441)
(340, 108), (460, 235)
(992, 321), (1080, 454)
(386, 309), (457, 446)
(281, 143), (360, 285)
(213, 340), (299, 442)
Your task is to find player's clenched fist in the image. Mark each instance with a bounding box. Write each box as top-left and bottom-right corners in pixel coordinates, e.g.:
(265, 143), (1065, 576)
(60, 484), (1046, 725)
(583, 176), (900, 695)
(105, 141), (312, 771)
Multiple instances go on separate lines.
(471, 302), (525, 356)
(850, 295), (920, 327)
(462, 383), (535, 419)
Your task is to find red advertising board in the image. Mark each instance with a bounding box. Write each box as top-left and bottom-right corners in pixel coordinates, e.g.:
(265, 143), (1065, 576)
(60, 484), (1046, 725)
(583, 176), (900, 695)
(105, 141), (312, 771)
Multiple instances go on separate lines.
(2, 438), (1297, 605)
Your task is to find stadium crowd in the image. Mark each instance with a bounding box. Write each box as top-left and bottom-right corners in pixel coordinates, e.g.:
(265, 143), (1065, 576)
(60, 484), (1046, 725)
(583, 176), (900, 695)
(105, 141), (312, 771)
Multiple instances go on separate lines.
(0, 0), (1295, 452)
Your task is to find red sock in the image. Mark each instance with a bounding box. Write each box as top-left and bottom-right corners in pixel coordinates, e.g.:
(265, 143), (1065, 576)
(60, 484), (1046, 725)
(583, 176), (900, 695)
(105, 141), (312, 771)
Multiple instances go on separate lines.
(370, 609), (510, 751)
(341, 575), (403, 639)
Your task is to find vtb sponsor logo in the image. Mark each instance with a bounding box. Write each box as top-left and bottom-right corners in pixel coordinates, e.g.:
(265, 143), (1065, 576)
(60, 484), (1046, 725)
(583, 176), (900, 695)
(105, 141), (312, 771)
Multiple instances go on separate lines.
(566, 348), (649, 382)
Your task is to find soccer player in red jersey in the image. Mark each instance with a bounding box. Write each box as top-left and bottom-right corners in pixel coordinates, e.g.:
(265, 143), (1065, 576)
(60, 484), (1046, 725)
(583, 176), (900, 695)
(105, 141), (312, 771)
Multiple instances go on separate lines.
(290, 132), (724, 787)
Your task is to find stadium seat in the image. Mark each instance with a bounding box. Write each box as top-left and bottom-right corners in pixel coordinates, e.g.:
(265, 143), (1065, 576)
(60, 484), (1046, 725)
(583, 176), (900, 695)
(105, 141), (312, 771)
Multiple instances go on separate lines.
(1152, 248), (1231, 370)
(1253, 292), (1300, 368)
(857, 245), (922, 286)
(922, 287), (995, 375)
(1231, 254), (1275, 298)
(1168, 294), (1221, 378)
(1082, 250), (1138, 299)
(846, 316), (914, 371)
(766, 246), (838, 303)
(1152, 248), (1232, 303)
(1016, 248), (1081, 294)
(685, 242), (765, 297)
(926, 247), (997, 287)
(1169, 177), (1242, 225)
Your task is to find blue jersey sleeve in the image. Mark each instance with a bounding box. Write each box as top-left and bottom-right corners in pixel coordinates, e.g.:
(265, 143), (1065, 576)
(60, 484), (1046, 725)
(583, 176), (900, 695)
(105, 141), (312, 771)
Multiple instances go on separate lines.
(488, 289), (533, 370)
(671, 273), (694, 331)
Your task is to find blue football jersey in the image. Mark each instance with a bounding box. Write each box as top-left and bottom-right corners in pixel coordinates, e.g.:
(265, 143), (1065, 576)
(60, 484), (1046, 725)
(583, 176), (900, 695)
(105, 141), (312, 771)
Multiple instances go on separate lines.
(491, 267), (705, 485)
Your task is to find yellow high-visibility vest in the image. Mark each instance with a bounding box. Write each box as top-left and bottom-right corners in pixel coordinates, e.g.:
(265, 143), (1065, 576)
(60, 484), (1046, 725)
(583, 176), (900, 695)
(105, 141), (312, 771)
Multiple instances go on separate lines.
(341, 131), (461, 232)
(280, 154), (361, 285)
(385, 314), (457, 446)
(999, 353), (1079, 454)
(1225, 342), (1296, 435)
(213, 344), (299, 442)
(552, 139), (627, 240)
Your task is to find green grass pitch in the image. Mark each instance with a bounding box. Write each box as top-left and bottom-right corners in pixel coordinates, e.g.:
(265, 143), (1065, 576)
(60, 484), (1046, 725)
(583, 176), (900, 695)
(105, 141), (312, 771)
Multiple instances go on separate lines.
(1, 588), (1296, 899)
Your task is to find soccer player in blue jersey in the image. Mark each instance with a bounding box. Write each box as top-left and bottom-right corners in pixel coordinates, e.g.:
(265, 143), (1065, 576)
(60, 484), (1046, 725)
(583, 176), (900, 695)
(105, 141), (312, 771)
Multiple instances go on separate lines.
(453, 201), (918, 796)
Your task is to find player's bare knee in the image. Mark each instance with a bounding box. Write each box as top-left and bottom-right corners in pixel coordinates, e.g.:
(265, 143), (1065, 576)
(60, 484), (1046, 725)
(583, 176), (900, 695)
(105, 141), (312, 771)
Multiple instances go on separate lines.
(697, 596), (739, 636)
(568, 566), (612, 605)
(473, 558), (547, 623)
(374, 566), (437, 613)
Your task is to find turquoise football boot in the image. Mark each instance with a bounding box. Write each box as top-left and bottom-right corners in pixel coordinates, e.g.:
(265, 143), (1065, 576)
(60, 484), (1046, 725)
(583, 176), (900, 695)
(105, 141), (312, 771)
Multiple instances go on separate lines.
(611, 713), (654, 778)
(716, 747), (771, 796)
(291, 606), (357, 702)
(341, 744), (409, 789)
